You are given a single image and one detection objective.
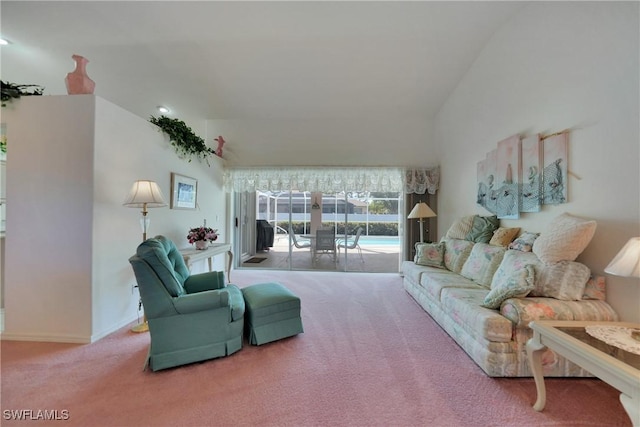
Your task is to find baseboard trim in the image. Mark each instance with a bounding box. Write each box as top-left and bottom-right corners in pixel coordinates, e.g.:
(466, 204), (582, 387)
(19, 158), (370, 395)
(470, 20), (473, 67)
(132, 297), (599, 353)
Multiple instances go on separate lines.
(1, 314), (141, 344)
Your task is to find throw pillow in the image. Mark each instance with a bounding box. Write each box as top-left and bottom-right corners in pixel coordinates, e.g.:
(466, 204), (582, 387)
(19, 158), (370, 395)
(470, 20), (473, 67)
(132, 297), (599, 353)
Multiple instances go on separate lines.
(530, 261), (591, 300)
(482, 265), (535, 309)
(582, 275), (606, 300)
(465, 215), (500, 243)
(445, 215), (477, 240)
(508, 231), (540, 252)
(414, 242), (445, 268)
(460, 243), (506, 288)
(443, 238), (475, 274)
(532, 213), (597, 263)
(489, 227), (521, 247)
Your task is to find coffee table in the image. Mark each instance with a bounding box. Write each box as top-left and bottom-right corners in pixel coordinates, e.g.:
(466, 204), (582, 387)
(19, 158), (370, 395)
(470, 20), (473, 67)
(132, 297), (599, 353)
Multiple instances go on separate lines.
(527, 320), (640, 426)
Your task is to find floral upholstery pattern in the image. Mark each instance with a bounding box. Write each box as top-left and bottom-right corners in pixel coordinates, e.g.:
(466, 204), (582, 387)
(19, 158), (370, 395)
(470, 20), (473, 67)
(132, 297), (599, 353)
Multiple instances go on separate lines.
(582, 275), (606, 300)
(414, 242), (445, 268)
(443, 238), (474, 274)
(482, 264), (535, 309)
(401, 231), (620, 377)
(508, 231), (539, 252)
(460, 243), (506, 288)
(501, 297), (618, 328)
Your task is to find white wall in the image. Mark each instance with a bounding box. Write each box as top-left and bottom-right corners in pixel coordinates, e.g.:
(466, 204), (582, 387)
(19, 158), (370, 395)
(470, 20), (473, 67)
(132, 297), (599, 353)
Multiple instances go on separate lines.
(435, 2), (639, 322)
(3, 95), (226, 342)
(205, 117), (435, 167)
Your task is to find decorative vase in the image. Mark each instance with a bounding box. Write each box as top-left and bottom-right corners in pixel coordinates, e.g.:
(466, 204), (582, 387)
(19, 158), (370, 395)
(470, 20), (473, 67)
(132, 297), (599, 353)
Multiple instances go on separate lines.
(65, 54), (95, 95)
(195, 240), (208, 250)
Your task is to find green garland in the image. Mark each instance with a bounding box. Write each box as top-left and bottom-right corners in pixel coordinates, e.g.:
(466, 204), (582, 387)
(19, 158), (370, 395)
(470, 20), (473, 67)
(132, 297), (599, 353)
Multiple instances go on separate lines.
(1, 80), (44, 107)
(149, 115), (214, 164)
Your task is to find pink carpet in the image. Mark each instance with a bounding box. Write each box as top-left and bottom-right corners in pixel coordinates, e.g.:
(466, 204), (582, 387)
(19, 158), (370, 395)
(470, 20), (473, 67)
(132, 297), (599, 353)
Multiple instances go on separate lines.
(1, 270), (631, 426)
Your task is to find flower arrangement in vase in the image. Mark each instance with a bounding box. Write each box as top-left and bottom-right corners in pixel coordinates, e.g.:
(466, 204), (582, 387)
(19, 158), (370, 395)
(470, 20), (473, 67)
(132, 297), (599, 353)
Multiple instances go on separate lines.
(187, 226), (218, 250)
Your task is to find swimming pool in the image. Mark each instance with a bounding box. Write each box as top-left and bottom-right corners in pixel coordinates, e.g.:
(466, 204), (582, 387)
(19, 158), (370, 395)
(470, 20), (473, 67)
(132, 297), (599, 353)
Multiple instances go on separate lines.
(354, 236), (400, 246)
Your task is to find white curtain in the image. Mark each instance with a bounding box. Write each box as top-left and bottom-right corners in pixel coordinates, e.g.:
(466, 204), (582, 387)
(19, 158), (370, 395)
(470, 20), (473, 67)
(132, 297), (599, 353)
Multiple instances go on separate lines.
(404, 166), (440, 195)
(224, 167), (405, 193)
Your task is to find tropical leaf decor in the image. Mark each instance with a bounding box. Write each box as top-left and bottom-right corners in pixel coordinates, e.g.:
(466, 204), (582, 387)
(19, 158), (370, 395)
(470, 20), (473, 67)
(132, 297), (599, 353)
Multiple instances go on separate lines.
(149, 115), (215, 165)
(1, 80), (44, 106)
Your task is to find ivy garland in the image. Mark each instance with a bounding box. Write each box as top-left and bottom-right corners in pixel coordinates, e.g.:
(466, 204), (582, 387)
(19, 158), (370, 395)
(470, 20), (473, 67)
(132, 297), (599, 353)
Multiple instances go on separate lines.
(1, 80), (44, 107)
(149, 115), (214, 165)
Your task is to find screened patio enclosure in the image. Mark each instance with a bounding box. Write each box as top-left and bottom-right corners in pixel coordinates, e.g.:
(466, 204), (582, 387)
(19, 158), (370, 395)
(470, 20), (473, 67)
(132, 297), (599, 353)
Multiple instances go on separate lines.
(225, 167), (439, 273)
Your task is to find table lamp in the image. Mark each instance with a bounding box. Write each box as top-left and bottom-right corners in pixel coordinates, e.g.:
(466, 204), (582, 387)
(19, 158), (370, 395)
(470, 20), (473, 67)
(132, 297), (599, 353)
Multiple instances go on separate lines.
(604, 237), (640, 341)
(123, 180), (167, 333)
(123, 180), (167, 241)
(408, 202), (437, 243)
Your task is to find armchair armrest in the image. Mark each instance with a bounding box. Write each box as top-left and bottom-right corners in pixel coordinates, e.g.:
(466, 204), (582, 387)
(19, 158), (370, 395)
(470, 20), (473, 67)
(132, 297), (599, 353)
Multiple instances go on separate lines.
(184, 271), (226, 294)
(172, 289), (230, 315)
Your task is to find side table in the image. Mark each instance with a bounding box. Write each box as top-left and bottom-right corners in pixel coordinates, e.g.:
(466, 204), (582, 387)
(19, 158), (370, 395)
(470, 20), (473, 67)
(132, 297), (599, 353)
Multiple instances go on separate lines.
(527, 320), (640, 426)
(179, 242), (233, 281)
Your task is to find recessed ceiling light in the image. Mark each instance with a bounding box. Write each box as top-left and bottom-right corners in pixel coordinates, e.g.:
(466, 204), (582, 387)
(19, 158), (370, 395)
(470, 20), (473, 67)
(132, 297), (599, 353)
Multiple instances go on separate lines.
(0, 38), (10, 46)
(157, 106), (170, 114)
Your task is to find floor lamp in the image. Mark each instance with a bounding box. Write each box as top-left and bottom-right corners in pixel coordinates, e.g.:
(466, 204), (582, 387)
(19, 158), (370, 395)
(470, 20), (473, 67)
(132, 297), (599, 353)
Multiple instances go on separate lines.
(123, 180), (168, 333)
(408, 202), (437, 243)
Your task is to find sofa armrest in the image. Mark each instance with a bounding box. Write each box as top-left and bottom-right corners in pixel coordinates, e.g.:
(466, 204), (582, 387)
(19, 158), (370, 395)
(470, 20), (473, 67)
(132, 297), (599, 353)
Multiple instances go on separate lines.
(183, 271), (226, 293)
(500, 297), (619, 328)
(172, 289), (230, 314)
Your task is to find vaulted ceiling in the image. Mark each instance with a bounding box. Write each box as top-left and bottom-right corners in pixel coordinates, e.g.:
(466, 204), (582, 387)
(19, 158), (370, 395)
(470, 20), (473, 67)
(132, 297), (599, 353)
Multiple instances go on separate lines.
(1, 1), (526, 166)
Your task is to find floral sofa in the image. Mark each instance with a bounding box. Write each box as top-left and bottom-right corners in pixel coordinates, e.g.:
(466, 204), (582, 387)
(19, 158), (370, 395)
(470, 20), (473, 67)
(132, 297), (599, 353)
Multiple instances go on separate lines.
(401, 213), (619, 377)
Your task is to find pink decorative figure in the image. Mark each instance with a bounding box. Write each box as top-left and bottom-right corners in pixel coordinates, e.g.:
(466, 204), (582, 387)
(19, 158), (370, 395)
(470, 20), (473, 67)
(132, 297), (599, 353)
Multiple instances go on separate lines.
(65, 54), (95, 95)
(214, 136), (226, 158)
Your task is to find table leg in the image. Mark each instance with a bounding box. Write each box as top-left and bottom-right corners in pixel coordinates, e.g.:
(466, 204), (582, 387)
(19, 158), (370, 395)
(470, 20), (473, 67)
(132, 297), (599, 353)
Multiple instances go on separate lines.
(526, 335), (547, 412)
(620, 393), (640, 427)
(226, 250), (233, 282)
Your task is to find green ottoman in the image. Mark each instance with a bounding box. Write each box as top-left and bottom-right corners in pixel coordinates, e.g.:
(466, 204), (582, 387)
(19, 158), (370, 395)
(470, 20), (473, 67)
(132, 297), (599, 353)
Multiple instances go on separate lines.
(241, 282), (303, 345)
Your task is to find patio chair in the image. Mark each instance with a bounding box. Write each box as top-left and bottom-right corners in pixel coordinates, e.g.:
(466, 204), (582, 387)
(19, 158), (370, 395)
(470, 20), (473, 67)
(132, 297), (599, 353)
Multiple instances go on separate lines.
(314, 229), (337, 265)
(337, 227), (365, 263)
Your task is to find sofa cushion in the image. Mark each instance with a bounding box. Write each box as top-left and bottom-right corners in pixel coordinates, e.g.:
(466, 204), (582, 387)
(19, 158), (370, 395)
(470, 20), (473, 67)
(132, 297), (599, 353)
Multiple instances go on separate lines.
(414, 242), (445, 268)
(532, 213), (597, 263)
(501, 297), (619, 328)
(460, 243), (506, 288)
(530, 261), (591, 301)
(489, 227), (521, 247)
(420, 270), (481, 301)
(445, 215), (477, 240)
(443, 238), (475, 274)
(508, 231), (539, 252)
(440, 288), (514, 342)
(465, 215), (500, 243)
(401, 260), (442, 285)
(482, 264), (535, 309)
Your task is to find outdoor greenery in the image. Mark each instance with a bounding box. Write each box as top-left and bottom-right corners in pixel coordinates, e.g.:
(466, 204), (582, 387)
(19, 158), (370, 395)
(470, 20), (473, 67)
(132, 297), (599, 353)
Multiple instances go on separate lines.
(149, 115), (214, 165)
(1, 80), (44, 107)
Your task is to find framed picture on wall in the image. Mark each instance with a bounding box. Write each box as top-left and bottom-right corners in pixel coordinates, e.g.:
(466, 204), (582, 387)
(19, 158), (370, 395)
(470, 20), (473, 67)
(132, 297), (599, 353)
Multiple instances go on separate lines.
(170, 173), (197, 210)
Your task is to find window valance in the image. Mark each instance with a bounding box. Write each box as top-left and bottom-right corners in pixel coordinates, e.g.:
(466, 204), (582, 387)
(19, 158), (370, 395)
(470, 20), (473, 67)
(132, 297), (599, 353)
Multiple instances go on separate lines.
(224, 167), (405, 193)
(404, 167), (440, 195)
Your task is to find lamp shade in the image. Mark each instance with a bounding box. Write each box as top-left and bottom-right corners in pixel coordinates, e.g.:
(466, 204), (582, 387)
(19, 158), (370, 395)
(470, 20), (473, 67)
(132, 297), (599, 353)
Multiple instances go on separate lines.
(123, 180), (167, 208)
(604, 237), (640, 278)
(407, 202), (437, 219)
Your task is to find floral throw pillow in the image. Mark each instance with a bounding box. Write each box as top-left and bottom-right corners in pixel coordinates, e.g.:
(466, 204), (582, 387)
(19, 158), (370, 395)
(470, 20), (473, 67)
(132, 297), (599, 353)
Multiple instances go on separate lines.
(482, 265), (535, 309)
(508, 232), (540, 252)
(414, 242), (445, 268)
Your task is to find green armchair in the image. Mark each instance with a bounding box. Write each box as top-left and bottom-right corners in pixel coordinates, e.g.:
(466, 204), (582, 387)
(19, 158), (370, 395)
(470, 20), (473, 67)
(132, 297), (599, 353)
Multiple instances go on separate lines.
(129, 235), (244, 371)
